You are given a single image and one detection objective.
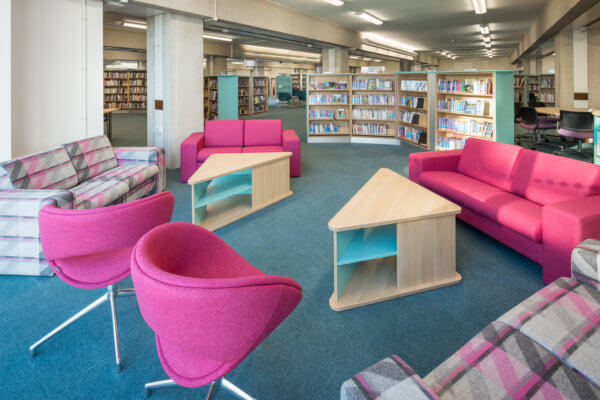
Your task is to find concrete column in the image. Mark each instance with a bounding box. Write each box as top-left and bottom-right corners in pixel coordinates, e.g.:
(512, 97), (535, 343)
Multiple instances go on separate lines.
(321, 46), (349, 73)
(208, 55), (227, 75)
(555, 28), (574, 108)
(253, 66), (265, 76)
(0, 0), (11, 161)
(573, 29), (588, 108)
(589, 24), (600, 108)
(147, 13), (204, 169)
(529, 56), (537, 74)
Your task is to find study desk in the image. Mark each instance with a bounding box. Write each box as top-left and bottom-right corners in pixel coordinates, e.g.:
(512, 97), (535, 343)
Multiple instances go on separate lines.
(535, 107), (589, 117)
(103, 108), (119, 141)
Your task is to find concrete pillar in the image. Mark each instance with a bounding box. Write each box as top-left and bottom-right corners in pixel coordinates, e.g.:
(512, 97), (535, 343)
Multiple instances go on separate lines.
(529, 56), (537, 74)
(253, 66), (265, 76)
(321, 46), (349, 73)
(0, 0), (11, 161)
(573, 29), (588, 108)
(208, 55), (227, 75)
(555, 29), (574, 108)
(589, 24), (600, 108)
(147, 13), (204, 169)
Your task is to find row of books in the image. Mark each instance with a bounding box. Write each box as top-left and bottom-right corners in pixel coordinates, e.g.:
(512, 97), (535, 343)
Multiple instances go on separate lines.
(239, 106), (249, 115)
(208, 79), (218, 89)
(398, 126), (426, 144)
(310, 122), (340, 134)
(529, 84), (539, 91)
(309, 94), (348, 105)
(436, 136), (466, 150)
(352, 123), (388, 135)
(352, 108), (395, 120)
(130, 72), (146, 79)
(437, 118), (494, 137)
(253, 79), (267, 86)
(253, 95), (267, 104)
(352, 79), (394, 91)
(239, 89), (249, 96)
(539, 93), (555, 103)
(352, 95), (395, 105)
(104, 80), (122, 87)
(400, 80), (427, 92)
(104, 72), (128, 79)
(104, 88), (126, 94)
(254, 88), (268, 95)
(130, 80), (145, 87)
(310, 109), (335, 119)
(514, 77), (525, 88)
(254, 104), (267, 113)
(398, 111), (421, 125)
(130, 87), (146, 94)
(310, 80), (347, 90)
(437, 78), (493, 95)
(105, 95), (126, 101)
(438, 98), (489, 116)
(399, 96), (425, 109)
(130, 95), (146, 101)
(541, 77), (555, 88)
(209, 92), (218, 100)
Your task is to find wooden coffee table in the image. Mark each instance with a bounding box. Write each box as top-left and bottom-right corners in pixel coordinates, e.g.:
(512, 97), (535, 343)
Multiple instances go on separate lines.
(328, 168), (462, 311)
(188, 152), (293, 231)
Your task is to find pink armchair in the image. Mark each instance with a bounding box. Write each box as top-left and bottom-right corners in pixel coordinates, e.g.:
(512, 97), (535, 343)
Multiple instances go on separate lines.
(180, 119), (301, 182)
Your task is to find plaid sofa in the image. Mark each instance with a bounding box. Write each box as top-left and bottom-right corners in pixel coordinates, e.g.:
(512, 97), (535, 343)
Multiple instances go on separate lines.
(341, 239), (600, 400)
(0, 135), (166, 276)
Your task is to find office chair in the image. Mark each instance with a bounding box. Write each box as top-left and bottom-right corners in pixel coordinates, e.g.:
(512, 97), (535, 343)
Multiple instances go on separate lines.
(555, 110), (594, 159)
(518, 107), (555, 150)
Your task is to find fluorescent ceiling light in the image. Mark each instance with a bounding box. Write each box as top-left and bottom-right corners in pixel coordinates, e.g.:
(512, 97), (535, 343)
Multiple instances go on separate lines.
(485, 43), (492, 48)
(471, 0), (487, 14)
(204, 34), (233, 42)
(325, 0), (344, 5)
(349, 55), (361, 59)
(362, 57), (373, 61)
(441, 51), (448, 55)
(355, 11), (383, 25)
(483, 36), (490, 43)
(361, 33), (416, 53)
(479, 24), (490, 34)
(373, 59), (382, 62)
(122, 22), (146, 30)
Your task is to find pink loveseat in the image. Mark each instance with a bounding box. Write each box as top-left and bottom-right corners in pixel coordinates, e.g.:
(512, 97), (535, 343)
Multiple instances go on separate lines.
(409, 138), (600, 284)
(180, 119), (301, 182)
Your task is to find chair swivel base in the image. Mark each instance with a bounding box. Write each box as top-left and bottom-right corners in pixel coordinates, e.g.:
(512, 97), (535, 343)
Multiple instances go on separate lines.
(143, 377), (257, 400)
(28, 284), (134, 372)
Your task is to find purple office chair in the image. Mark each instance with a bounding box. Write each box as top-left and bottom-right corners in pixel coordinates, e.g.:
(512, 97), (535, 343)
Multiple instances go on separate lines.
(131, 222), (302, 398)
(31, 192), (174, 371)
(555, 110), (594, 158)
(518, 107), (555, 149)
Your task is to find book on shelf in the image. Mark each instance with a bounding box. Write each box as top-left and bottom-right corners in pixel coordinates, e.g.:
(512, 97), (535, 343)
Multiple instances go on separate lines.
(399, 111), (421, 125)
(310, 122), (340, 134)
(398, 126), (427, 144)
(539, 93), (555, 103)
(352, 94), (395, 105)
(514, 76), (525, 88)
(352, 122), (388, 136)
(310, 109), (335, 119)
(400, 80), (427, 92)
(438, 97), (489, 117)
(436, 136), (466, 150)
(540, 77), (555, 88)
(352, 108), (395, 120)
(351, 78), (393, 91)
(310, 80), (348, 90)
(437, 78), (493, 95)
(399, 95), (425, 109)
(336, 109), (346, 119)
(437, 117), (493, 138)
(309, 94), (348, 105)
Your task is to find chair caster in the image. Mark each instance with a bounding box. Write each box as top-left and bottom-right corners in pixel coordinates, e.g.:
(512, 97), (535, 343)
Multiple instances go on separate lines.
(116, 362), (123, 372)
(143, 388), (151, 399)
(29, 348), (36, 358)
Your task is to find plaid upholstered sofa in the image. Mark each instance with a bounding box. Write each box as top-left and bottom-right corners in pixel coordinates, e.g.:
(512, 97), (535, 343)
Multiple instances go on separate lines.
(0, 135), (166, 276)
(341, 239), (600, 399)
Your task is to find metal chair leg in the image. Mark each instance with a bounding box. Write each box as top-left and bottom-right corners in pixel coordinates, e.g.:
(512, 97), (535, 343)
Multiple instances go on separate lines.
(29, 293), (109, 357)
(222, 378), (258, 400)
(107, 284), (122, 371)
(117, 288), (136, 297)
(205, 380), (221, 400)
(143, 379), (178, 398)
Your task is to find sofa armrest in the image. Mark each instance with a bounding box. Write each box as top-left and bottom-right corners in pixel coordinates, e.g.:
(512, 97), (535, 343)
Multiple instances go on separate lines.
(282, 129), (301, 177)
(180, 132), (205, 183)
(113, 146), (166, 192)
(571, 239), (600, 290)
(0, 189), (73, 276)
(341, 355), (439, 400)
(408, 150), (462, 184)
(542, 196), (600, 284)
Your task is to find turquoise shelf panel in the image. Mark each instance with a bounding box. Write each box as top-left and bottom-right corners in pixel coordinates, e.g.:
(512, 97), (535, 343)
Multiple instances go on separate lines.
(194, 174), (252, 209)
(494, 70), (515, 145)
(594, 115), (600, 165)
(217, 75), (239, 120)
(337, 224), (397, 266)
(277, 75), (293, 97)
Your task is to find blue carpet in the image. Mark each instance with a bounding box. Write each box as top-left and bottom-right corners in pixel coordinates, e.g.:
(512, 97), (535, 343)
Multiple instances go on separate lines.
(0, 108), (544, 398)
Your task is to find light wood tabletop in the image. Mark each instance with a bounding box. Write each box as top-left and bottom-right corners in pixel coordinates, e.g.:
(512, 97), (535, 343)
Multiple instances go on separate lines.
(593, 109), (600, 117)
(103, 108), (120, 114)
(329, 168), (461, 232)
(536, 107), (589, 116)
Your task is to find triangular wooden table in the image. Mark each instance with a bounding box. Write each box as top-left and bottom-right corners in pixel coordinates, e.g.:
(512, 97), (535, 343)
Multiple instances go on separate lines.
(328, 168), (462, 311)
(188, 152), (293, 231)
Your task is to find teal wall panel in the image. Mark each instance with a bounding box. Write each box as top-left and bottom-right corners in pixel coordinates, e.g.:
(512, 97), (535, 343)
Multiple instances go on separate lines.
(277, 75), (293, 97)
(494, 71), (515, 145)
(595, 115), (600, 165)
(217, 75), (239, 120)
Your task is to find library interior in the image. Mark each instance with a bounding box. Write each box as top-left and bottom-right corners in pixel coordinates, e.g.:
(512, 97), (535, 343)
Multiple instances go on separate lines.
(4, 0), (600, 399)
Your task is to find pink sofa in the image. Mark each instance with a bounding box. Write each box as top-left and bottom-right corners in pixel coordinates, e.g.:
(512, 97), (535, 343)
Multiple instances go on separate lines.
(180, 119), (301, 182)
(409, 138), (600, 284)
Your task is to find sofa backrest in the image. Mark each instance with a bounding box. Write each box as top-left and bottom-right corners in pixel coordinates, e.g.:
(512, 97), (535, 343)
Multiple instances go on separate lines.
(0, 147), (79, 190)
(62, 135), (118, 182)
(457, 138), (523, 191)
(204, 120), (244, 147)
(244, 120), (282, 146)
(509, 149), (600, 205)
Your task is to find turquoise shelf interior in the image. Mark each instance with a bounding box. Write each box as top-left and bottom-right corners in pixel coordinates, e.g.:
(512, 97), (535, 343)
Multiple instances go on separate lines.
(194, 169), (252, 209)
(337, 224), (397, 266)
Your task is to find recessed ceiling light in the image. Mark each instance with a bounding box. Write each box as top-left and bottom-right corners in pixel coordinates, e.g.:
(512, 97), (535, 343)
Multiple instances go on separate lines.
(355, 11), (383, 25)
(441, 51), (448, 56)
(122, 21), (146, 30)
(349, 55), (361, 59)
(325, 0), (344, 5)
(204, 34), (233, 42)
(373, 59), (382, 62)
(363, 57), (373, 61)
(483, 36), (491, 43)
(479, 24), (490, 34)
(485, 43), (492, 48)
(471, 0), (487, 14)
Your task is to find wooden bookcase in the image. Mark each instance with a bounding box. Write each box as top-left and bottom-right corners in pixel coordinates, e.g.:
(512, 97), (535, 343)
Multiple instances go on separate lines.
(514, 74), (526, 105)
(205, 76), (219, 120)
(238, 77), (250, 116)
(539, 74), (555, 105)
(528, 74), (540, 104)
(435, 70), (514, 150)
(103, 70), (147, 111)
(397, 73), (430, 148)
(307, 74), (351, 136)
(351, 74), (397, 139)
(291, 74), (302, 90)
(252, 76), (269, 115)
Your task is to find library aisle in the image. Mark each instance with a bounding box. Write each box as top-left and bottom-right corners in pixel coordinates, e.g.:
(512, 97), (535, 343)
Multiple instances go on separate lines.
(104, 113), (147, 146)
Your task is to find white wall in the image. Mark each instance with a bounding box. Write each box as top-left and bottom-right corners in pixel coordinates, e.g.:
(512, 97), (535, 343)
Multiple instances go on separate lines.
(11, 0), (103, 157)
(0, 0), (11, 161)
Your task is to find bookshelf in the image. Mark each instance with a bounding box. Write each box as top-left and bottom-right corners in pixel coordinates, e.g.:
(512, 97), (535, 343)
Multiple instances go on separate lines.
(252, 76), (269, 115)
(435, 71), (514, 150)
(397, 73), (430, 148)
(539, 74), (555, 105)
(103, 70), (147, 111)
(351, 74), (397, 139)
(205, 76), (219, 120)
(204, 75), (239, 120)
(307, 74), (351, 137)
(528, 74), (540, 104)
(291, 74), (302, 90)
(514, 74), (526, 105)
(238, 77), (250, 116)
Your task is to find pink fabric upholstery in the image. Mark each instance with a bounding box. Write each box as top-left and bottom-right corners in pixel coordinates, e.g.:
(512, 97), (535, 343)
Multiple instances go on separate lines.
(180, 132), (204, 183)
(204, 120), (244, 147)
(197, 146), (243, 162)
(39, 191), (174, 288)
(242, 146), (285, 153)
(457, 139), (523, 191)
(408, 150), (461, 184)
(131, 222), (302, 388)
(282, 129), (301, 177)
(244, 120), (282, 146)
(557, 128), (594, 140)
(519, 122), (537, 130)
(510, 150), (600, 205)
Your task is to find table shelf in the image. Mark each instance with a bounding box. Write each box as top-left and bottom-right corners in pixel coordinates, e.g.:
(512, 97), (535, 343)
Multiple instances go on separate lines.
(337, 225), (397, 266)
(194, 173), (252, 209)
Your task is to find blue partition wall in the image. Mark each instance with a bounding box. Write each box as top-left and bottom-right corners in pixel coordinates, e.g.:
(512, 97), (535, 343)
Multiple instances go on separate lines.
(277, 75), (293, 99)
(217, 75), (239, 120)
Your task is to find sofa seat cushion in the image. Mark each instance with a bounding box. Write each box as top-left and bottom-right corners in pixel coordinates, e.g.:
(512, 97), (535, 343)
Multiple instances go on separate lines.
(204, 120), (244, 147)
(498, 277), (600, 386)
(197, 147), (243, 162)
(62, 136), (118, 181)
(242, 146), (285, 153)
(70, 179), (129, 209)
(420, 171), (542, 242)
(457, 138), (524, 191)
(509, 149), (600, 205)
(423, 321), (600, 399)
(244, 120), (282, 146)
(88, 164), (159, 191)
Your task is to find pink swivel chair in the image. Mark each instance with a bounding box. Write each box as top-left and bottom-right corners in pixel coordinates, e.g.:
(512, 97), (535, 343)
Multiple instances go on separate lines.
(30, 192), (174, 371)
(131, 222), (302, 398)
